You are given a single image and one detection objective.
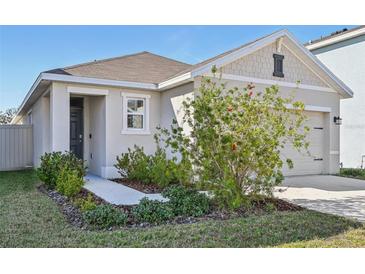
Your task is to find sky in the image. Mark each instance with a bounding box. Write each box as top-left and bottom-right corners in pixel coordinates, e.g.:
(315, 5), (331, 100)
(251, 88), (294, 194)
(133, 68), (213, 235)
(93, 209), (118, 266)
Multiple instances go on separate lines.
(0, 25), (356, 110)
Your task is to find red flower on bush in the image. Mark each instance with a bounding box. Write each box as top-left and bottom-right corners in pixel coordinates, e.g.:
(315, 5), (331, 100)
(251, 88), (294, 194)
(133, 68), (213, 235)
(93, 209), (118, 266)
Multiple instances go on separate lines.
(247, 83), (255, 90)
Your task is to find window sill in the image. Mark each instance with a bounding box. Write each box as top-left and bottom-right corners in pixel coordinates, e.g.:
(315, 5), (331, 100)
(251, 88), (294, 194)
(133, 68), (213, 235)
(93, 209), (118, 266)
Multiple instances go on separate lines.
(121, 130), (151, 135)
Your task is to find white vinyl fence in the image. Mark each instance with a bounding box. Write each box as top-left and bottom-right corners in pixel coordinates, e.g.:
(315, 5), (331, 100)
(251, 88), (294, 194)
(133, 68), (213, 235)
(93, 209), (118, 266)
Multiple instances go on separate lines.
(0, 125), (33, 171)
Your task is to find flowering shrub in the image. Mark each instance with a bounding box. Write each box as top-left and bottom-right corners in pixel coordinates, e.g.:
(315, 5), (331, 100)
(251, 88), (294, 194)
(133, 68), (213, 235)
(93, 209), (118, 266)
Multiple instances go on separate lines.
(158, 70), (309, 209)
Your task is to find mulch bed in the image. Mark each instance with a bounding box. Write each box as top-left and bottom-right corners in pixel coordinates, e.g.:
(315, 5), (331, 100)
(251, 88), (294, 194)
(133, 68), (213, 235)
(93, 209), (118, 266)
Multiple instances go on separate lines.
(111, 178), (163, 194)
(37, 184), (303, 230)
(37, 184), (86, 228)
(37, 185), (113, 229)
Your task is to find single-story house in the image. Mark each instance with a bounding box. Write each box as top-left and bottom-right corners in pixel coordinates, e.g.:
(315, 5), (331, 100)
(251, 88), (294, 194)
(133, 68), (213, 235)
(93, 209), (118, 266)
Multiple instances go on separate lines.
(306, 26), (365, 168)
(12, 29), (353, 178)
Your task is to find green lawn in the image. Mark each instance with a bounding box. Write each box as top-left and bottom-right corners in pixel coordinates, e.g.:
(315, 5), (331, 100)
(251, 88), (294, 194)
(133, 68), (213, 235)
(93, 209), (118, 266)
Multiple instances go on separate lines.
(280, 228), (365, 247)
(0, 170), (363, 248)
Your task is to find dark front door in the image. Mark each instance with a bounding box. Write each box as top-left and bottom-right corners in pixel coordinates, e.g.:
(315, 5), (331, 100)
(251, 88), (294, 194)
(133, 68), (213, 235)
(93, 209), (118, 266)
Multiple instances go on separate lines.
(70, 108), (83, 159)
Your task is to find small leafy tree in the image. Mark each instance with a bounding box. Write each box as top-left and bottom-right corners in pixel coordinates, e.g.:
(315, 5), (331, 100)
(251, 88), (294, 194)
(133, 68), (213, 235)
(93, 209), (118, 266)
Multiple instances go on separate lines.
(157, 70), (309, 209)
(0, 108), (17, 124)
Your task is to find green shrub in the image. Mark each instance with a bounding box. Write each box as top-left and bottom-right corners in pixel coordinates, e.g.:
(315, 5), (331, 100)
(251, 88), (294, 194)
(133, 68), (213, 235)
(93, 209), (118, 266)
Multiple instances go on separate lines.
(56, 167), (84, 197)
(149, 148), (178, 187)
(162, 185), (211, 217)
(37, 151), (63, 188)
(172, 156), (193, 186)
(115, 145), (151, 184)
(132, 198), (174, 224)
(115, 145), (192, 187)
(37, 151), (86, 189)
(83, 205), (128, 228)
(74, 193), (97, 212)
(340, 168), (365, 179)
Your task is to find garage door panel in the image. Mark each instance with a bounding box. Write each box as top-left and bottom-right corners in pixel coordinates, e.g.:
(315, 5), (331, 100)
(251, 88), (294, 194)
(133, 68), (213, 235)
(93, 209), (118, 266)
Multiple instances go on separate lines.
(281, 111), (324, 176)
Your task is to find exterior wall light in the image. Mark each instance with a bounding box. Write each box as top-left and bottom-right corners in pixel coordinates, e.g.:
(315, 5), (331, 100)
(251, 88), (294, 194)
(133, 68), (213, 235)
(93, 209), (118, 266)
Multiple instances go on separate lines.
(334, 116), (342, 125)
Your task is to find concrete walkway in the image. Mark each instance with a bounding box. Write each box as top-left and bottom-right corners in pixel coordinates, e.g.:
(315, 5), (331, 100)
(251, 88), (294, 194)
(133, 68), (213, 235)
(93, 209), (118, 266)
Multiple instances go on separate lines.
(84, 174), (166, 205)
(275, 175), (365, 222)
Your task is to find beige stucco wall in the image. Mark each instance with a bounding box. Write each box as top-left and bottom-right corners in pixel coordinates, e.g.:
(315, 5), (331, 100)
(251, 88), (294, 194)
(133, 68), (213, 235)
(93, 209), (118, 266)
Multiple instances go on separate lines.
(222, 43), (327, 87)
(19, 90), (51, 167)
(103, 87), (161, 178)
(50, 82), (70, 152)
(63, 82), (195, 178)
(88, 95), (106, 176)
(311, 35), (365, 168)
(72, 59), (340, 177)
(159, 82), (195, 159)
(17, 81), (164, 178)
(160, 82), (194, 132)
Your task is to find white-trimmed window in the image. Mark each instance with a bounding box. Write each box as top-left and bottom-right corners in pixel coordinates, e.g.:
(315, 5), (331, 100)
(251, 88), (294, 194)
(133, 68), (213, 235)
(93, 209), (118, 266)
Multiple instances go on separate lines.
(122, 93), (150, 134)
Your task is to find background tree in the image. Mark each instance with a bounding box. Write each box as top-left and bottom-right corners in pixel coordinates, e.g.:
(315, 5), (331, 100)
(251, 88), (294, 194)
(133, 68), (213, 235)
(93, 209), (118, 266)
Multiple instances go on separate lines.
(0, 108), (17, 124)
(157, 71), (309, 209)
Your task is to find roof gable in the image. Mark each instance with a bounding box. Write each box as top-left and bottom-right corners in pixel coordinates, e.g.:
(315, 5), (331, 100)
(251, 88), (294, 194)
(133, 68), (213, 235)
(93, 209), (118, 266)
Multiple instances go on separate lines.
(221, 41), (328, 87)
(181, 29), (353, 98)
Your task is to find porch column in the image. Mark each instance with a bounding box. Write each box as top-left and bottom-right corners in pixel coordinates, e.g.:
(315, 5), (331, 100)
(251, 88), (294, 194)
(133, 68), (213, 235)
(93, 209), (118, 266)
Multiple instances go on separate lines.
(50, 82), (70, 152)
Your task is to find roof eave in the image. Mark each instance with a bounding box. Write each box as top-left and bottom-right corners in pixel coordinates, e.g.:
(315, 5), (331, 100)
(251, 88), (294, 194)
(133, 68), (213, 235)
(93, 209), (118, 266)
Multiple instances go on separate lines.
(11, 73), (44, 124)
(306, 26), (365, 51)
(12, 73), (160, 124)
(284, 31), (354, 98)
(41, 73), (158, 90)
(158, 72), (192, 90)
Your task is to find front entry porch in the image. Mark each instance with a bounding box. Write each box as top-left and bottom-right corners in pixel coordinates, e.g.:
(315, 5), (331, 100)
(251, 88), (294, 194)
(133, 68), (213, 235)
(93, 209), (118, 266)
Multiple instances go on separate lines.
(49, 83), (110, 176)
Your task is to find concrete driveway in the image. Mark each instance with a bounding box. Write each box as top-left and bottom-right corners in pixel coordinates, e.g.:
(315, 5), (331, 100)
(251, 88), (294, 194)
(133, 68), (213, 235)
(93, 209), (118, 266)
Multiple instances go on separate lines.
(275, 175), (365, 222)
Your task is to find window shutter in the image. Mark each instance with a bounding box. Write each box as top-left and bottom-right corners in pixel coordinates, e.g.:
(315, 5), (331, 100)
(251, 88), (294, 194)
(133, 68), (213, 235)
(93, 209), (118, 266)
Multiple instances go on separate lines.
(273, 54), (284, 78)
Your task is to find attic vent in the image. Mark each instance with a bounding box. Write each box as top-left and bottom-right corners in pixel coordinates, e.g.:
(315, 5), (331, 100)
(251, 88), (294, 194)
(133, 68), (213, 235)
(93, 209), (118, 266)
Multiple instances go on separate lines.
(273, 54), (284, 78)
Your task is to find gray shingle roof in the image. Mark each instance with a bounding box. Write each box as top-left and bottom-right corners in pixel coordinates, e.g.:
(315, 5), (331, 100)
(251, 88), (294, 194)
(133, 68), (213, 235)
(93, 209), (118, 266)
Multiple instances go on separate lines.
(45, 51), (192, 84)
(43, 31), (278, 84)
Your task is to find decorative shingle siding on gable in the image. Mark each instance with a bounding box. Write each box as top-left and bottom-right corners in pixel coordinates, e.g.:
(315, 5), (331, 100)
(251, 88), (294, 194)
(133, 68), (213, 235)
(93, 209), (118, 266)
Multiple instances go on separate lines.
(221, 42), (327, 87)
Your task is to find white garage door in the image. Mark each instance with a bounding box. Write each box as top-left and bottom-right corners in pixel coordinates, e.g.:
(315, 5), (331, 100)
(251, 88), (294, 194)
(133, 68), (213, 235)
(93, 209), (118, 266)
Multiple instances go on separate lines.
(281, 111), (325, 176)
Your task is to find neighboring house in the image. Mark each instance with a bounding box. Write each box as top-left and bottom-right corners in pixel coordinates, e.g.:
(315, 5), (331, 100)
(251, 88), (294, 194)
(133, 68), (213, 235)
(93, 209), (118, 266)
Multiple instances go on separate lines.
(306, 26), (365, 168)
(11, 29), (353, 178)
